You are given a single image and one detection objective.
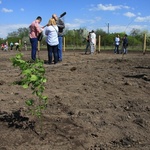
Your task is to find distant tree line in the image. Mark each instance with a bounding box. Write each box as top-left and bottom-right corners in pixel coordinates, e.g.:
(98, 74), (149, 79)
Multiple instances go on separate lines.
(0, 27), (150, 50)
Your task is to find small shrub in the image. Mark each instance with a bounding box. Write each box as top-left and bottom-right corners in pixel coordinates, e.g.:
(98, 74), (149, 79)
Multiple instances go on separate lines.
(11, 53), (48, 135)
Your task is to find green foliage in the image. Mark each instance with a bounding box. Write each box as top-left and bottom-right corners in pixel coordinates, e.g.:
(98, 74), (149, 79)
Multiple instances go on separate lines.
(7, 37), (20, 45)
(3, 27), (150, 50)
(0, 38), (5, 44)
(65, 28), (86, 46)
(11, 53), (48, 119)
(7, 27), (29, 39)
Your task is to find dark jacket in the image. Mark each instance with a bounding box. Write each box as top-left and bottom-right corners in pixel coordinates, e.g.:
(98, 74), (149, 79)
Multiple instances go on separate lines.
(123, 37), (128, 47)
(56, 18), (65, 36)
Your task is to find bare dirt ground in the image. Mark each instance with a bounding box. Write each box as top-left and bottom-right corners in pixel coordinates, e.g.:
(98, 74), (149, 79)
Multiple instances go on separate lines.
(0, 49), (150, 150)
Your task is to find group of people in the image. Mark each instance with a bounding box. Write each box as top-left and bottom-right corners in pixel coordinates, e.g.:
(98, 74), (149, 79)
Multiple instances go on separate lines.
(1, 43), (8, 51)
(114, 34), (128, 54)
(29, 14), (65, 64)
(1, 42), (21, 51)
(85, 32), (128, 55)
(85, 30), (96, 55)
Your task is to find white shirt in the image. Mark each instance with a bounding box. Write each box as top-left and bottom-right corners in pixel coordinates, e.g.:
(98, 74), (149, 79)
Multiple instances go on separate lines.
(45, 25), (59, 46)
(115, 37), (120, 45)
(90, 32), (96, 45)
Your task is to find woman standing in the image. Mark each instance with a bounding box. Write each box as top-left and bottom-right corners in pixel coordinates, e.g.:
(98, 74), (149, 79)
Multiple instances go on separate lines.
(45, 18), (59, 64)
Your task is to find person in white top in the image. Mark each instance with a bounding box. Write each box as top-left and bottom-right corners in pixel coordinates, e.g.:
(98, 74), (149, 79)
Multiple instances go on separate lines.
(45, 18), (59, 64)
(90, 30), (96, 54)
(114, 34), (120, 54)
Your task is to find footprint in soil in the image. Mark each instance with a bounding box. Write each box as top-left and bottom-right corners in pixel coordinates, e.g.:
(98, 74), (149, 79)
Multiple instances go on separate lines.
(0, 109), (35, 130)
(0, 80), (6, 85)
(111, 136), (139, 148)
(89, 144), (106, 150)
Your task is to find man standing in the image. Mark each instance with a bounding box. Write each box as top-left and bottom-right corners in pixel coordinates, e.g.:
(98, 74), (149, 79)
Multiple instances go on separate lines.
(10, 42), (14, 50)
(15, 42), (19, 51)
(122, 34), (128, 54)
(29, 16), (43, 61)
(114, 34), (120, 54)
(85, 32), (91, 54)
(90, 30), (96, 54)
(52, 14), (65, 62)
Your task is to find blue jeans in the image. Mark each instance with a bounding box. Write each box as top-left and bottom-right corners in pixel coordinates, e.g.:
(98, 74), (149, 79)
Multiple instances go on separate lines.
(47, 44), (58, 64)
(123, 45), (128, 54)
(30, 38), (38, 60)
(114, 45), (119, 54)
(85, 42), (90, 53)
(58, 36), (63, 61)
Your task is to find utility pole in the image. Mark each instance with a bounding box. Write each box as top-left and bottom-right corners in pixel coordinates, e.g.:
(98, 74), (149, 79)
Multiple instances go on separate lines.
(107, 22), (109, 34)
(105, 22), (109, 34)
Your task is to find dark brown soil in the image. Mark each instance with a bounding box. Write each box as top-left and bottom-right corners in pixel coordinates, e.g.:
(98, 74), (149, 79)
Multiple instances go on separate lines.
(0, 49), (150, 150)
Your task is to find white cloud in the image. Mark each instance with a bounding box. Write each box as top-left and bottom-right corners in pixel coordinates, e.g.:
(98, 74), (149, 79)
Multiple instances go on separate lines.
(65, 16), (149, 34)
(1, 8), (13, 13)
(65, 23), (80, 29)
(95, 16), (101, 21)
(74, 19), (86, 24)
(101, 24), (148, 34)
(66, 18), (99, 29)
(74, 18), (95, 24)
(124, 12), (136, 18)
(66, 22), (148, 35)
(0, 24), (29, 39)
(20, 8), (24, 11)
(76, 17), (101, 24)
(135, 16), (150, 22)
(89, 4), (130, 11)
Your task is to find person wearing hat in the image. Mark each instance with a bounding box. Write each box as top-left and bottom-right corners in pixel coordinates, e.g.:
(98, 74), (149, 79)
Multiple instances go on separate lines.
(90, 30), (96, 54)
